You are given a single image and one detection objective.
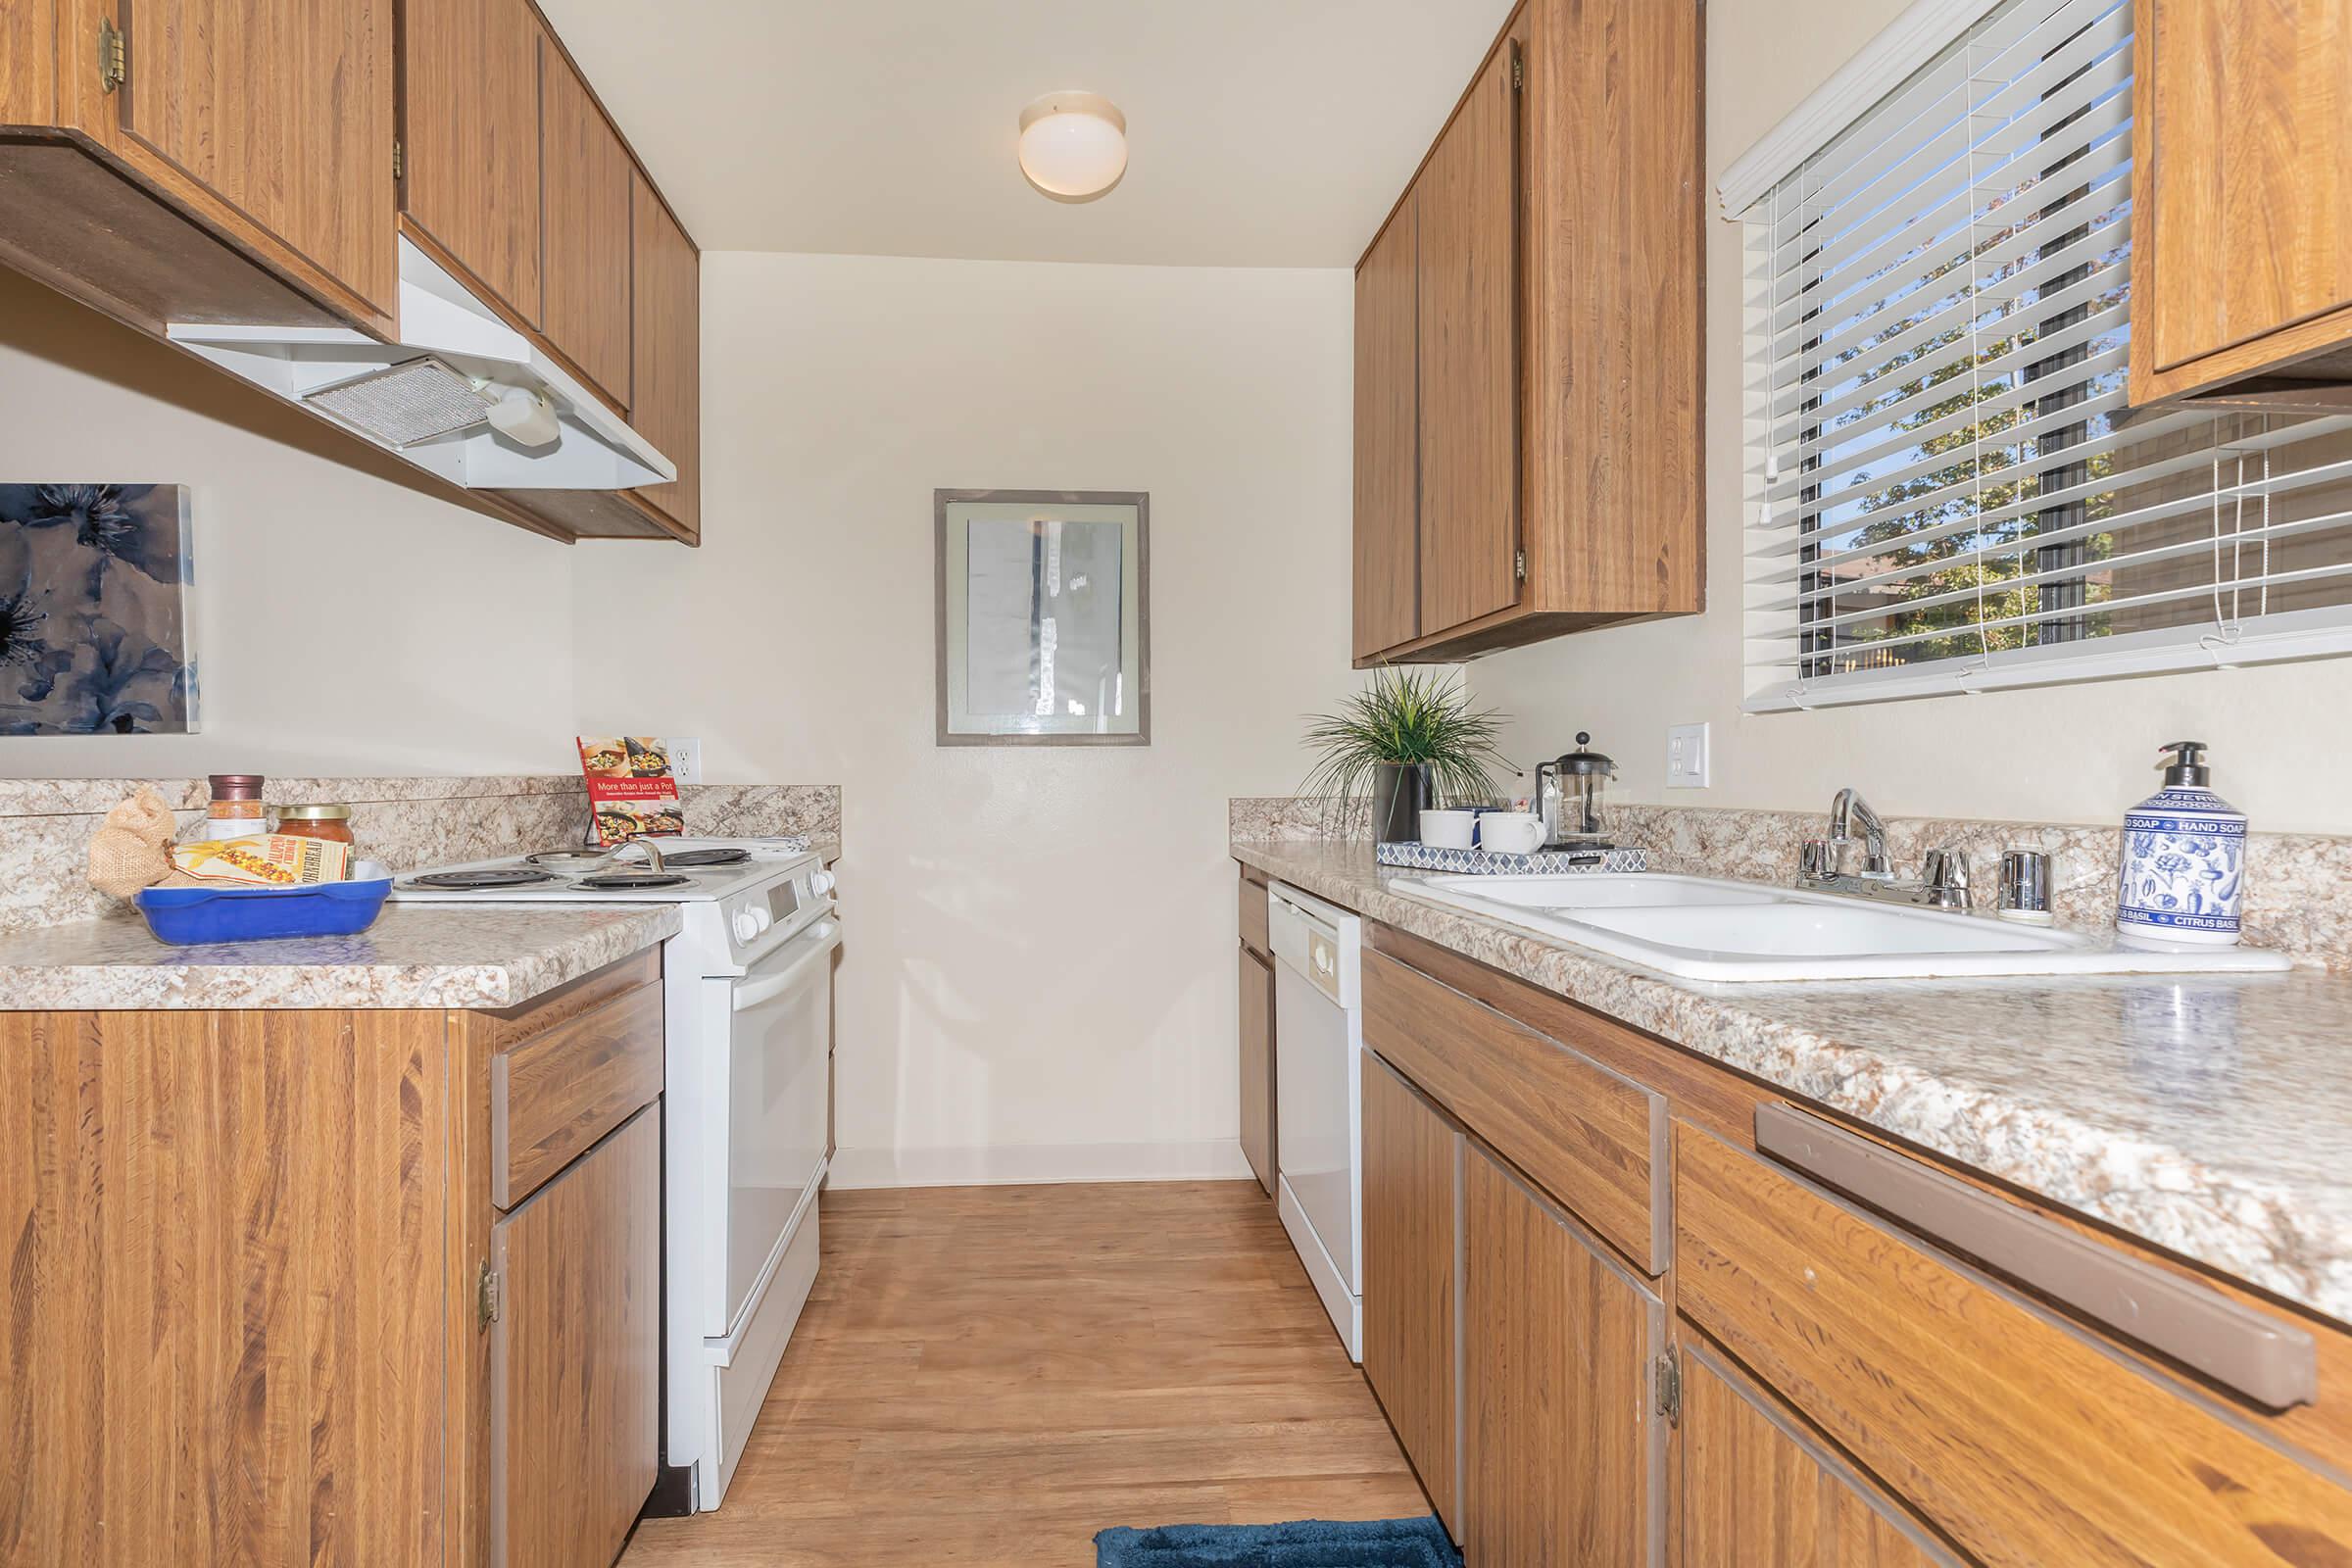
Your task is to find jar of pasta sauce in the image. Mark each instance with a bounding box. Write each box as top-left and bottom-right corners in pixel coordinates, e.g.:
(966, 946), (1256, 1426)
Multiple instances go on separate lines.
(272, 803), (355, 848)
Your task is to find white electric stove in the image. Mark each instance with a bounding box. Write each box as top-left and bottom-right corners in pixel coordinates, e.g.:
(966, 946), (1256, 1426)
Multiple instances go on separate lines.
(389, 836), (839, 1509)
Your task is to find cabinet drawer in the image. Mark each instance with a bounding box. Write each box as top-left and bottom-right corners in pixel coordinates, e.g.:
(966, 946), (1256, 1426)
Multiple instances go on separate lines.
(1676, 1126), (2352, 1567)
(1238, 864), (1271, 956)
(493, 978), (664, 1209)
(1363, 949), (1665, 1273)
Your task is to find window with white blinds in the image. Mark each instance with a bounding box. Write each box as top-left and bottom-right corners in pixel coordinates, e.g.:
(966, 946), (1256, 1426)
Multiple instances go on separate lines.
(1740, 0), (2352, 710)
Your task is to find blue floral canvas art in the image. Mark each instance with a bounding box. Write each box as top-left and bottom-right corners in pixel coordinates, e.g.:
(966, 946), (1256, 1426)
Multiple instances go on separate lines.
(0, 484), (197, 735)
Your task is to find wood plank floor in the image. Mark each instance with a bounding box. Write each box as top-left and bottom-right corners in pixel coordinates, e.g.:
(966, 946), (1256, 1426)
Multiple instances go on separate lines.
(619, 1180), (1431, 1565)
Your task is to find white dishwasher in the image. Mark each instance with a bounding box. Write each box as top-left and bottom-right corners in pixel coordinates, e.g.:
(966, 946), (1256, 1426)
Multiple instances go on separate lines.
(1269, 881), (1363, 1360)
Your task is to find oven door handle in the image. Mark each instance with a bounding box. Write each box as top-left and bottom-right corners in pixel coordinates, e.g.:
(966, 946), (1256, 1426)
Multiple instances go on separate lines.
(732, 920), (841, 1011)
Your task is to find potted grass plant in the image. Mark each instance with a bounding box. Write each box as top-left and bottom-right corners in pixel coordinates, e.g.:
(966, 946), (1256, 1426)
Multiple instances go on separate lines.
(1300, 667), (1506, 844)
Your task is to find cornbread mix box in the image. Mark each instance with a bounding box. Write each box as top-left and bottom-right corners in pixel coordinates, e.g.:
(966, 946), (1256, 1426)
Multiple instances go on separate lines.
(171, 833), (354, 886)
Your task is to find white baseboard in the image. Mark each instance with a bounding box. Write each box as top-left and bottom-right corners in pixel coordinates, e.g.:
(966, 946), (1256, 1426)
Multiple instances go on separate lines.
(825, 1139), (1256, 1191)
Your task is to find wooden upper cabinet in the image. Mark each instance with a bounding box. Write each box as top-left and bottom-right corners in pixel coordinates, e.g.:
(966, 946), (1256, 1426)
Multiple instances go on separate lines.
(2132, 0), (2352, 404)
(627, 171), (702, 539)
(1415, 40), (1521, 640)
(1523, 0), (1703, 621)
(1348, 0), (1701, 667)
(400, 0), (543, 324)
(1463, 1142), (1665, 1565)
(115, 0), (398, 327)
(1353, 200), (1420, 660)
(537, 31), (633, 415)
(0, 0), (54, 122)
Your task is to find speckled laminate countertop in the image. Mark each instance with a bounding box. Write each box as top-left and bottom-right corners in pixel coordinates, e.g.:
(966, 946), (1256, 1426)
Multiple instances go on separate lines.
(0, 903), (681, 1010)
(1236, 836), (2352, 1325)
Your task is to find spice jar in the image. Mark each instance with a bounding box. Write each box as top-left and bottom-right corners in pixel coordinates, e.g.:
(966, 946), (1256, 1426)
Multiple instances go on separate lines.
(272, 803), (355, 848)
(200, 774), (267, 842)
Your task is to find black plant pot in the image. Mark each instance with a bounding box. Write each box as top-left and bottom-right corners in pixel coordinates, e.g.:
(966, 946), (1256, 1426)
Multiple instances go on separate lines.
(1370, 761), (1432, 846)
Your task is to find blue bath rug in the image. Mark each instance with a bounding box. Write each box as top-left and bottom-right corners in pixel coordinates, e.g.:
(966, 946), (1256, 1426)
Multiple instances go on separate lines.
(1095, 1516), (1460, 1567)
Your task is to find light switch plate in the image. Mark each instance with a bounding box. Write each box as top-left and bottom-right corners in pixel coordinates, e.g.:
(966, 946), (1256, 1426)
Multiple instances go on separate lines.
(1666, 722), (1710, 789)
(669, 737), (704, 785)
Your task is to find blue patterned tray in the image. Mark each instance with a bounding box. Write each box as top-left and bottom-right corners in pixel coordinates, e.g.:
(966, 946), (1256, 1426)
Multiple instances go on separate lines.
(1376, 841), (1648, 874)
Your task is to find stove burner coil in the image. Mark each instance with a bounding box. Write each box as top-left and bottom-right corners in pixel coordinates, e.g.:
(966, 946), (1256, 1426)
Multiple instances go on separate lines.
(660, 848), (752, 867)
(404, 868), (562, 891)
(575, 871), (692, 890)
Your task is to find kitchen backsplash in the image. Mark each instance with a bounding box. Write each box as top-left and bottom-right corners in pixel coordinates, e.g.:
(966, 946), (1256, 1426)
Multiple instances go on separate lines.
(0, 776), (843, 936)
(1229, 796), (2352, 972)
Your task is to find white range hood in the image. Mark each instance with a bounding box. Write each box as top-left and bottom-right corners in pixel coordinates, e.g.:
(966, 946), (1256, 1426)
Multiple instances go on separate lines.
(168, 237), (675, 491)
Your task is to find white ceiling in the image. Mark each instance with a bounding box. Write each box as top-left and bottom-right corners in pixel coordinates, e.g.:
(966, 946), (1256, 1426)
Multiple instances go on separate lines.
(534, 0), (1518, 268)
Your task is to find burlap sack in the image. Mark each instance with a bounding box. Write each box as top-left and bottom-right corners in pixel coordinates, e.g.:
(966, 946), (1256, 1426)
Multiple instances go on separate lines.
(86, 788), (200, 900)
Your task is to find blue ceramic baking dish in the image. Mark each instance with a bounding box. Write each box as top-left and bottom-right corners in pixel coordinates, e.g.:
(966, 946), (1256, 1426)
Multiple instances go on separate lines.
(133, 861), (394, 946)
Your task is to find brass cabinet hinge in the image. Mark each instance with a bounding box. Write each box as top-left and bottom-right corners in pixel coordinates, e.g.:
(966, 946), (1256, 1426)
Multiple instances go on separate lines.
(475, 1259), (501, 1329)
(393, 137), (405, 181)
(98, 18), (126, 93)
(1514, 548), (1527, 581)
(1653, 1352), (1682, 1426)
(1511, 46), (1524, 91)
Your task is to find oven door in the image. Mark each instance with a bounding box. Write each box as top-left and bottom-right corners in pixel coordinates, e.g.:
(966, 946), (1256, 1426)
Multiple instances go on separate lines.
(717, 914), (839, 1336)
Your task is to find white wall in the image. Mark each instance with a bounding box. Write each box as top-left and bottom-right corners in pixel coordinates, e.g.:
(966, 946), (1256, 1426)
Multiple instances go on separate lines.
(571, 252), (1358, 1184)
(1471, 0), (2352, 835)
(0, 269), (577, 778)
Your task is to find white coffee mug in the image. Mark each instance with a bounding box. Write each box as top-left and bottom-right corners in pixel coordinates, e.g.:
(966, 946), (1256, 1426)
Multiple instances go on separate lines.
(1419, 808), (1477, 850)
(1476, 811), (1546, 855)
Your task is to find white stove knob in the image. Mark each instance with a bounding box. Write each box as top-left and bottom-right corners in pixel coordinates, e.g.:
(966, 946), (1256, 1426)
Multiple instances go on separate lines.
(732, 908), (762, 944)
(808, 869), (837, 897)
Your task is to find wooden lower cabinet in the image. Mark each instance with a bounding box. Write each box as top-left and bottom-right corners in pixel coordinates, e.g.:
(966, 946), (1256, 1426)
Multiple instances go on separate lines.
(1681, 1346), (1953, 1567)
(1238, 943), (1277, 1196)
(0, 1008), (449, 1566)
(1357, 931), (2352, 1568)
(0, 952), (664, 1568)
(492, 1107), (661, 1568)
(1462, 1145), (1665, 1566)
(1678, 1125), (2352, 1567)
(1362, 1054), (1462, 1536)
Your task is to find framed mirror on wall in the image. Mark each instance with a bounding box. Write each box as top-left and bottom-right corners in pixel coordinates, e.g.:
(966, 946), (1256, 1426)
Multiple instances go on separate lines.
(935, 489), (1150, 746)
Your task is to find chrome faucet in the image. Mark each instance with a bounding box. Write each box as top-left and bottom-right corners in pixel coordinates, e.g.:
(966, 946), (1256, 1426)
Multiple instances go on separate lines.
(1826, 787), (1891, 878)
(1801, 788), (1973, 910)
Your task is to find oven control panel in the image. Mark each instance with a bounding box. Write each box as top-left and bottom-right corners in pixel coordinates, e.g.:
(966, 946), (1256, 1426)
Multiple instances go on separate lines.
(706, 859), (837, 970)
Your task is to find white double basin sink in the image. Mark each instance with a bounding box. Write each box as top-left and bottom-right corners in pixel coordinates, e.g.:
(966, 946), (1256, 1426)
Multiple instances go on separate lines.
(1390, 872), (2294, 982)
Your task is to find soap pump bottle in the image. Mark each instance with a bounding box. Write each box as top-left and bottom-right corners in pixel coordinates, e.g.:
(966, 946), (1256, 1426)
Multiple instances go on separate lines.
(2115, 741), (2247, 949)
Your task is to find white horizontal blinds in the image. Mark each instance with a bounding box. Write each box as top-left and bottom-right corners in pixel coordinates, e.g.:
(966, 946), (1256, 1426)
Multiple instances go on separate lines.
(1740, 0), (2352, 706)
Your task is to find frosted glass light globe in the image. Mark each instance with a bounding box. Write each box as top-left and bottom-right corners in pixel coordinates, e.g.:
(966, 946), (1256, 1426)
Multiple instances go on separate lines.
(1018, 92), (1127, 202)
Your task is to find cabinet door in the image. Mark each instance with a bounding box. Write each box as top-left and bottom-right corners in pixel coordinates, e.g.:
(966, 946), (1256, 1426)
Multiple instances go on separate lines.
(1416, 42), (1520, 639)
(627, 171), (702, 539)
(119, 0), (397, 321)
(401, 0), (543, 321)
(1682, 1347), (1955, 1567)
(538, 32), (633, 414)
(492, 1106), (661, 1568)
(1353, 200), (1419, 660)
(1239, 944), (1276, 1195)
(1464, 1143), (1662, 1566)
(1362, 1054), (1461, 1537)
(2137, 0), (2352, 394)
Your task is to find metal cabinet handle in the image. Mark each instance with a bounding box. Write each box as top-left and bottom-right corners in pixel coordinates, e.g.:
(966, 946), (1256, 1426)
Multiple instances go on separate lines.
(1754, 1102), (2319, 1410)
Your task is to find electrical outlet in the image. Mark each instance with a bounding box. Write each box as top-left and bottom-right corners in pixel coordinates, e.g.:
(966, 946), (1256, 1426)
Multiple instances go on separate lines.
(1666, 722), (1710, 789)
(669, 737), (704, 785)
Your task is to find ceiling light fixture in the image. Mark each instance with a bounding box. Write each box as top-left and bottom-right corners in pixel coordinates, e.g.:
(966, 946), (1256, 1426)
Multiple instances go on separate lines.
(1017, 91), (1127, 203)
